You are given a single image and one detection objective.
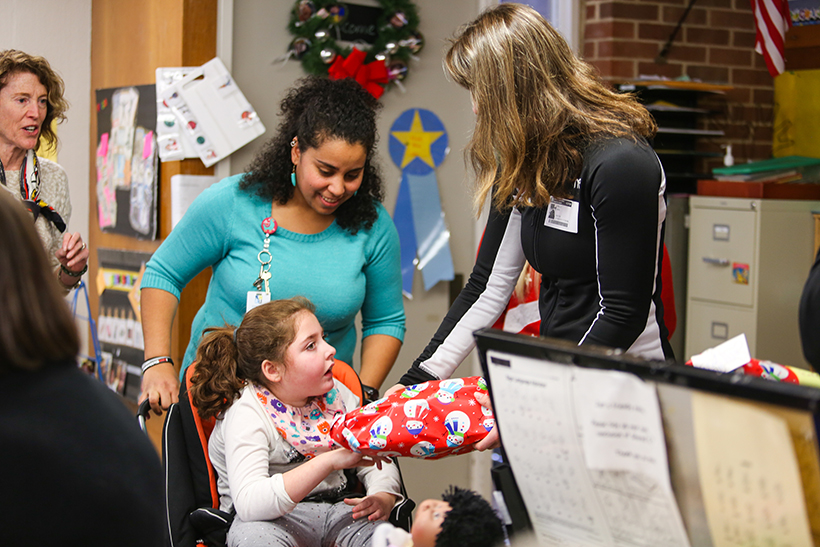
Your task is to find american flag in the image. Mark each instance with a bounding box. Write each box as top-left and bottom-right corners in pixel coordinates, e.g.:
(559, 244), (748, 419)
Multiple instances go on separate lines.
(751, 0), (792, 77)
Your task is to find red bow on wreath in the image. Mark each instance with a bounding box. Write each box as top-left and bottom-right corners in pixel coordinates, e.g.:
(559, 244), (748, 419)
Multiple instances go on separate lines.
(328, 47), (389, 99)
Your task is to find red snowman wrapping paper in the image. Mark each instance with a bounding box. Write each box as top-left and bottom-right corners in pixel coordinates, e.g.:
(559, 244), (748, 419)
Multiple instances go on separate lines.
(330, 376), (495, 460)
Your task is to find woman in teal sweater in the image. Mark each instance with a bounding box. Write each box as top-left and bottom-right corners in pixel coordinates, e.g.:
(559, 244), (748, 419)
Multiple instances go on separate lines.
(140, 77), (405, 415)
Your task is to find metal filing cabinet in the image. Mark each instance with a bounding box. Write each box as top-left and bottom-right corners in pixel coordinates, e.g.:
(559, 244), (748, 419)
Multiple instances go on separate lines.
(684, 196), (820, 368)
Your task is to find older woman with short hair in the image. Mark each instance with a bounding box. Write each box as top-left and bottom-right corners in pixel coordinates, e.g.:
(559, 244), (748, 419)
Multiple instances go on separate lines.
(0, 49), (88, 291)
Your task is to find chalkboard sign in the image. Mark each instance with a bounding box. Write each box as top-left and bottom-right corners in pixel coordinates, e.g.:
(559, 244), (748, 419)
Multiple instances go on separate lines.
(338, 3), (383, 45)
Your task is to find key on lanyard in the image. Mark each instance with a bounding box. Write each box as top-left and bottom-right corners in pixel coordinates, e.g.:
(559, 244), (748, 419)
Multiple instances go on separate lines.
(255, 216), (276, 294)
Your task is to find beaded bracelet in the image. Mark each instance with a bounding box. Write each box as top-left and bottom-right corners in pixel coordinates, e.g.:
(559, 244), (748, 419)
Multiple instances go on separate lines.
(141, 356), (174, 374)
(60, 263), (88, 277)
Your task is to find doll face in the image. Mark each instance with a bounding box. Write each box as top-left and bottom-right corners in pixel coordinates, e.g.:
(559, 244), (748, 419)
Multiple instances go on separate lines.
(290, 137), (366, 217)
(411, 498), (452, 547)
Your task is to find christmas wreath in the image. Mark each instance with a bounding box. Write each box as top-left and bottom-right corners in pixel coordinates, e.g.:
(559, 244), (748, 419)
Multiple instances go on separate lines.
(287, 0), (423, 98)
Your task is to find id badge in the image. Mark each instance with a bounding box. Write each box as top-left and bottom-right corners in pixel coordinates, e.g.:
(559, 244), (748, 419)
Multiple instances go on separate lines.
(246, 291), (271, 312)
(544, 197), (579, 234)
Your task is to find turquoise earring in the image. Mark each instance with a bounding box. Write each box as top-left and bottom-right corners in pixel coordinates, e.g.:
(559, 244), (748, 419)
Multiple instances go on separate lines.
(291, 166), (297, 187)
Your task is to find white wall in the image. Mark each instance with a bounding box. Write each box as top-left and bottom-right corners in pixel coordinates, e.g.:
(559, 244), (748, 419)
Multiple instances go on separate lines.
(0, 0), (92, 349)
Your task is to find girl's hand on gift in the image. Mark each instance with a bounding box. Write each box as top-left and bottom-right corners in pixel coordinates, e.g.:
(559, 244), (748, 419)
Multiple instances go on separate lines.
(325, 448), (368, 471)
(326, 448), (391, 471)
(474, 391), (501, 451)
(344, 492), (397, 521)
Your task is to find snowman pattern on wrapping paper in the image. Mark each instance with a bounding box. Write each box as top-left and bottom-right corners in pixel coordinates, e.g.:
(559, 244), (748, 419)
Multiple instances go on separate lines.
(444, 411), (471, 447)
(403, 399), (430, 436)
(410, 441), (436, 457)
(330, 376), (493, 459)
(400, 382), (428, 399)
(341, 427), (361, 451)
(481, 404), (495, 432)
(369, 415), (393, 450)
(435, 378), (465, 404)
(359, 397), (387, 415)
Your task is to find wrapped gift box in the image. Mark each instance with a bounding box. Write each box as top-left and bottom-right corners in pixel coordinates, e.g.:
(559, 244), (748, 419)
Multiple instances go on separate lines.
(331, 376), (494, 460)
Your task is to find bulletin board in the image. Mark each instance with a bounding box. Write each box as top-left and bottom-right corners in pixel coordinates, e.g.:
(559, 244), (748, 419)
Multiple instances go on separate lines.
(95, 84), (159, 239)
(96, 248), (153, 402)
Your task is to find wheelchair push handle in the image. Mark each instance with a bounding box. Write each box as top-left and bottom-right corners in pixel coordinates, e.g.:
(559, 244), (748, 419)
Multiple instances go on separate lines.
(137, 398), (152, 433)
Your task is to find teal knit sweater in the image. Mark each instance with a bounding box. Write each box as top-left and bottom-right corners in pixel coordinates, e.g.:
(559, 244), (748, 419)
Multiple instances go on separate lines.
(141, 174), (405, 374)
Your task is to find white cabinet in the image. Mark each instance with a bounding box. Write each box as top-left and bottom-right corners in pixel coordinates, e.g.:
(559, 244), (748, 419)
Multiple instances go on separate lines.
(684, 196), (820, 368)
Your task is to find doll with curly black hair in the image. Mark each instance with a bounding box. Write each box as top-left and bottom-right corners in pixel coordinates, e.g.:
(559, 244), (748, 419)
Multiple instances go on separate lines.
(140, 76), (404, 416)
(372, 486), (505, 547)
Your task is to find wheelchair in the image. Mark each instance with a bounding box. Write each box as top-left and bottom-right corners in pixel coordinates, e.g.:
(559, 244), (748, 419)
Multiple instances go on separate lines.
(137, 360), (414, 547)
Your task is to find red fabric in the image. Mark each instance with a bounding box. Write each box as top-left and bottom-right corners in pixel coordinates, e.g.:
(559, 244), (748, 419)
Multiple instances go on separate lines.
(741, 358), (799, 383)
(661, 243), (676, 338)
(331, 377), (493, 460)
(751, 0), (792, 77)
(328, 47), (389, 99)
(492, 266), (541, 336)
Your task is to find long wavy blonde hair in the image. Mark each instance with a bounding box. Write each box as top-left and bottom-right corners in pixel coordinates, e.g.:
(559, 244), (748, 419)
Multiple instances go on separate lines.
(444, 3), (656, 213)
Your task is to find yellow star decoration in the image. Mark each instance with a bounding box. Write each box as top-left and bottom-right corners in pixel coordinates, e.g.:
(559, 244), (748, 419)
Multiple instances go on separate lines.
(391, 110), (444, 169)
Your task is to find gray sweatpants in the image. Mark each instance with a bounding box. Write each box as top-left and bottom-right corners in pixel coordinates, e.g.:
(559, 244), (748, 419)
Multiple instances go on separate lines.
(227, 501), (380, 547)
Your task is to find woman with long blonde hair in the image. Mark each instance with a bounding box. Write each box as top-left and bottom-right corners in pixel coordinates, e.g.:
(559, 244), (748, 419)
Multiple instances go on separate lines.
(394, 3), (673, 400)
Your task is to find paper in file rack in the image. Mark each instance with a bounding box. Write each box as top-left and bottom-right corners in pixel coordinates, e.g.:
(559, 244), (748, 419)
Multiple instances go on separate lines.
(160, 57), (265, 167)
(486, 350), (692, 547)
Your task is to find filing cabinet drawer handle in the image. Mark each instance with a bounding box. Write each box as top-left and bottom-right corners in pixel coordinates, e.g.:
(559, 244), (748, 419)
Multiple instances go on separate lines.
(702, 257), (730, 266)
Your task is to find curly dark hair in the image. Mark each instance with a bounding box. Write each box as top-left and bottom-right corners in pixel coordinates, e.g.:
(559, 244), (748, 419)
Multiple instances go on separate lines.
(241, 77), (385, 234)
(436, 486), (505, 547)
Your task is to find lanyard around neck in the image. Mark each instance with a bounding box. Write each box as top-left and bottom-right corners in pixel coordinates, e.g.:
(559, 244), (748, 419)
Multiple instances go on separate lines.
(0, 149), (66, 232)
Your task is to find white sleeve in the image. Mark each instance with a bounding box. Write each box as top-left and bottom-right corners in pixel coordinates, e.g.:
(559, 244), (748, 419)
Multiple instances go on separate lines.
(223, 395), (297, 522)
(408, 207), (526, 382)
(371, 522), (413, 547)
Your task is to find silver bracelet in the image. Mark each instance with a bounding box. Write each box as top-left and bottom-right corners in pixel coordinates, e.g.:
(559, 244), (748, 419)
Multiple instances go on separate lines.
(141, 356), (174, 374)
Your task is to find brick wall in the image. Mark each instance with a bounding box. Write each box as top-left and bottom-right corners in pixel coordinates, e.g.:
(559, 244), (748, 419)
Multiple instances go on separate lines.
(583, 0), (776, 170)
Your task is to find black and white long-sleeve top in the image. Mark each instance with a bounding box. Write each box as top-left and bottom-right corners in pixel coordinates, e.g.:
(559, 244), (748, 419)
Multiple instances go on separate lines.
(400, 137), (673, 386)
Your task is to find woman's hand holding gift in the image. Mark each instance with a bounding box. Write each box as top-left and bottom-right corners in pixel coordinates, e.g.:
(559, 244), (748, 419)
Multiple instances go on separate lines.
(474, 391), (500, 451)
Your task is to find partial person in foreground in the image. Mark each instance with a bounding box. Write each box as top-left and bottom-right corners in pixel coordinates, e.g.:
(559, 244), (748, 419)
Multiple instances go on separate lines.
(799, 246), (820, 370)
(371, 485), (505, 547)
(189, 296), (403, 547)
(0, 49), (89, 292)
(391, 4), (673, 449)
(0, 191), (165, 546)
(140, 76), (404, 415)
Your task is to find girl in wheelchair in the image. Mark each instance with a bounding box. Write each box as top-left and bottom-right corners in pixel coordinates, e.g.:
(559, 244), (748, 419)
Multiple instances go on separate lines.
(190, 297), (402, 547)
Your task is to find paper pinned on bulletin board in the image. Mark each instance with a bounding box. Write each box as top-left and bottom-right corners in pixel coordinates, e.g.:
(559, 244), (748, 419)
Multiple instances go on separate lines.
(160, 57), (265, 167)
(155, 67), (198, 162)
(170, 174), (218, 228)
